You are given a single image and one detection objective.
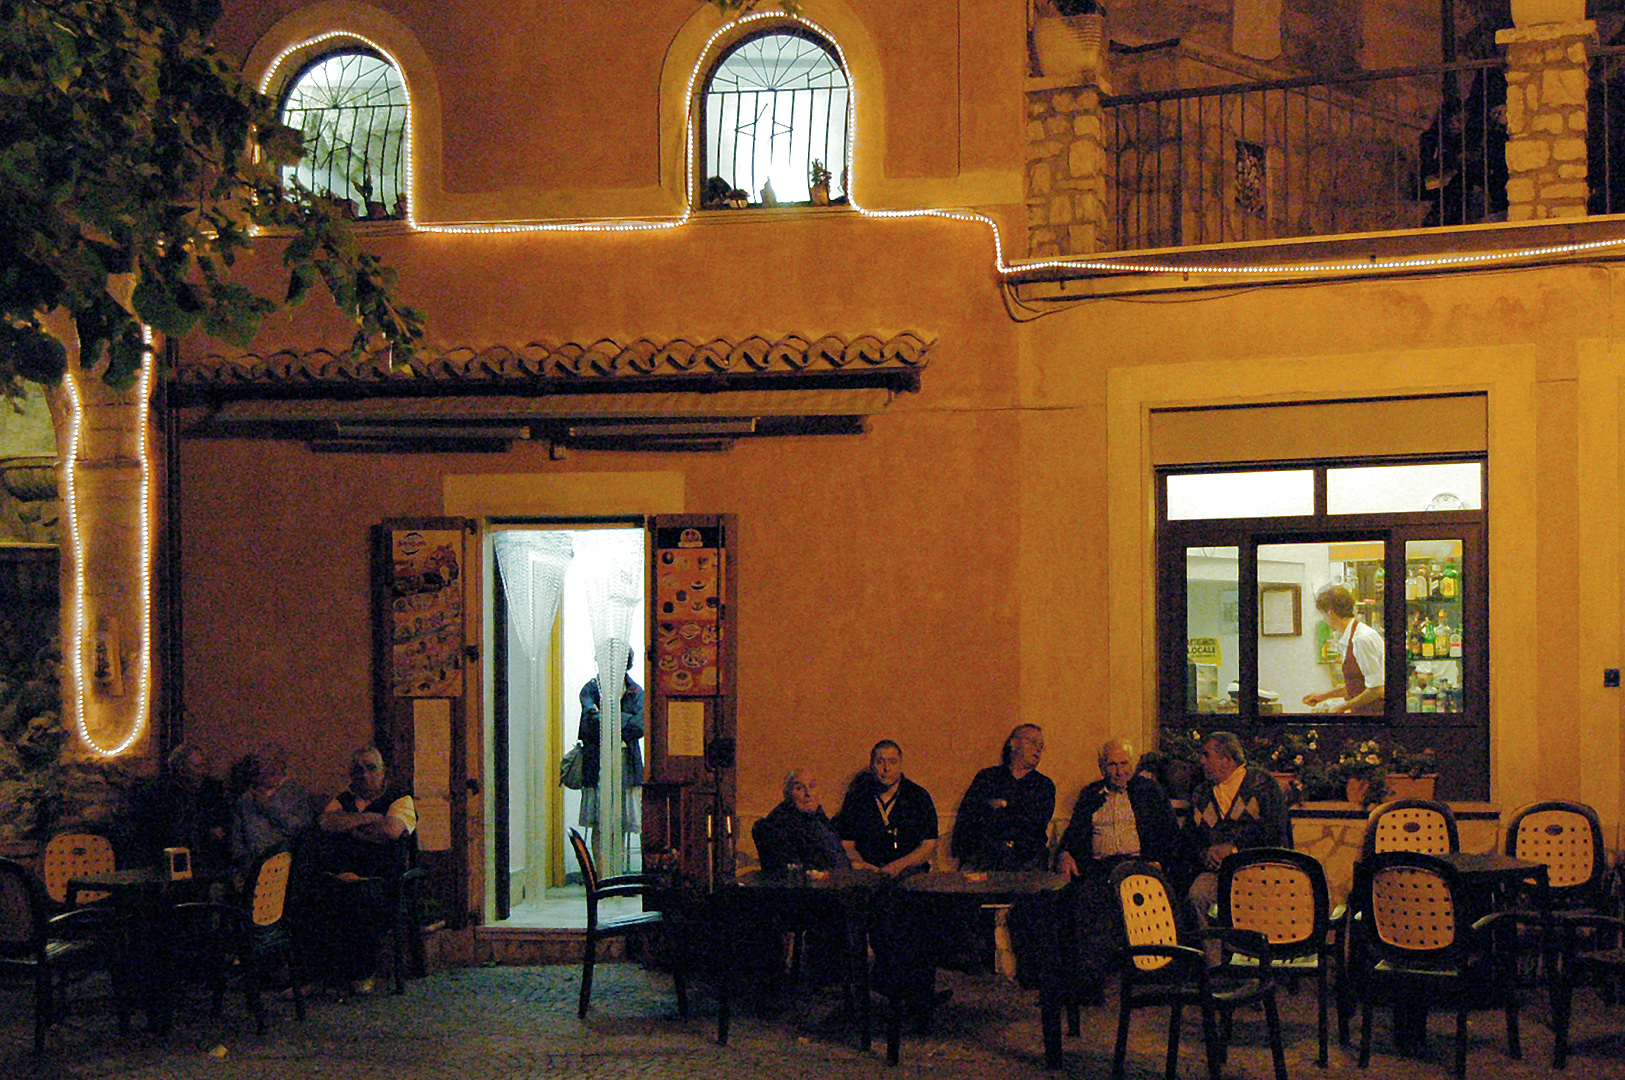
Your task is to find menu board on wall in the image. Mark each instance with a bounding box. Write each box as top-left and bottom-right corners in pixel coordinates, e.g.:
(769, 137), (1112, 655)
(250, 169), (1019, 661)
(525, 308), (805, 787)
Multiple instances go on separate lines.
(390, 528), (465, 697)
(654, 542), (721, 695)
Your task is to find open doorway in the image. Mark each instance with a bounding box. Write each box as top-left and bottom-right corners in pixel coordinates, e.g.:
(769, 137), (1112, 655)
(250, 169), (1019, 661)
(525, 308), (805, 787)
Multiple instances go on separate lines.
(487, 524), (646, 926)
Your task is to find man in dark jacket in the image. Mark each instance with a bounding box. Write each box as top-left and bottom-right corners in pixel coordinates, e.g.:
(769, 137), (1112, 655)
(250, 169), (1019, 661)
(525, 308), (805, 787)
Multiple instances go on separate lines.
(951, 724), (1055, 871)
(1045, 738), (1181, 1001)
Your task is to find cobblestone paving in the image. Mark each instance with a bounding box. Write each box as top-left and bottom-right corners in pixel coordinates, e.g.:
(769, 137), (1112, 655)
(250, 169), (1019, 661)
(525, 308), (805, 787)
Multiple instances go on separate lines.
(4, 963), (1624, 1079)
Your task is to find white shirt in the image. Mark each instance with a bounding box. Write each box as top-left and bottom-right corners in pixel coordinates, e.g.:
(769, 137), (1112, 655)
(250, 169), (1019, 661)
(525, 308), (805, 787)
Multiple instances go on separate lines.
(1339, 618), (1386, 689)
(1091, 788), (1141, 858)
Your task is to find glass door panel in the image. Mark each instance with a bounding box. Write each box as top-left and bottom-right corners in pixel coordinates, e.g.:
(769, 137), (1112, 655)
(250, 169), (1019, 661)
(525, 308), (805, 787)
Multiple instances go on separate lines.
(1259, 541), (1384, 716)
(1185, 546), (1238, 714)
(1404, 538), (1465, 713)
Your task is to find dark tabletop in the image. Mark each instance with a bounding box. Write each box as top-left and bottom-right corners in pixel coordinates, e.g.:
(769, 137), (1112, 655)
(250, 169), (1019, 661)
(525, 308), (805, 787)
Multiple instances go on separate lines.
(900, 869), (1069, 897)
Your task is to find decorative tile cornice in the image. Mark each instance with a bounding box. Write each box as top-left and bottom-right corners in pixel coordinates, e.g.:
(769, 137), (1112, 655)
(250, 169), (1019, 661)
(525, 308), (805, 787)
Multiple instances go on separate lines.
(175, 333), (933, 392)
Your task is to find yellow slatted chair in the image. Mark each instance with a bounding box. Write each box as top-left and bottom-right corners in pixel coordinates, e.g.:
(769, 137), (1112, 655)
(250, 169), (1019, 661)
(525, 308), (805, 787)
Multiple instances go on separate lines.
(1109, 860), (1288, 1080)
(1507, 801), (1606, 913)
(1216, 848), (1347, 1067)
(1350, 852), (1521, 1079)
(1506, 801), (1609, 1068)
(178, 848), (305, 1035)
(1361, 799), (1459, 858)
(42, 833), (115, 909)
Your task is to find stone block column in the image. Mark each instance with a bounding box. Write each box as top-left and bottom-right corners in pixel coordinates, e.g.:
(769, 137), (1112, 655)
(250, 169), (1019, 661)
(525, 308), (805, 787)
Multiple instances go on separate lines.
(1026, 66), (1111, 258)
(1497, 16), (1598, 221)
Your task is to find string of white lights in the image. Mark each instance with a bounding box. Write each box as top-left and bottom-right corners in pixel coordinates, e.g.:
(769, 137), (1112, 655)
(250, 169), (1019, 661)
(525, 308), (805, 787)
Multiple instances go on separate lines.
(261, 14), (1625, 273)
(62, 330), (154, 757)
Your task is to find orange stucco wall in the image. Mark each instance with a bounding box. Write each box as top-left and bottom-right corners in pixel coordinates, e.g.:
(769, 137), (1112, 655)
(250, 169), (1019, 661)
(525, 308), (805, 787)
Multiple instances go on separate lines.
(148, 1), (1625, 895)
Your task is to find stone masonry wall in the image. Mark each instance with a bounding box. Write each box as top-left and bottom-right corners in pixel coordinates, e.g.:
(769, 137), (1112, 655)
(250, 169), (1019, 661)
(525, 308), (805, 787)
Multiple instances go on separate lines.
(1498, 20), (1598, 221)
(1027, 79), (1109, 257)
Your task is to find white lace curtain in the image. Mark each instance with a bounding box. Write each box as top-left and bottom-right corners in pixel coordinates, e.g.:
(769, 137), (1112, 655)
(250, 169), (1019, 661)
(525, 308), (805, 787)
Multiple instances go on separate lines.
(492, 531), (575, 660)
(575, 530), (645, 870)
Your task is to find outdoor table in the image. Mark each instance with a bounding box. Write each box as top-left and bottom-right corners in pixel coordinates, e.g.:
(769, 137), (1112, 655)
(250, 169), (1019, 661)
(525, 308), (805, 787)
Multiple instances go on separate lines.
(893, 869), (1071, 1069)
(714, 866), (889, 1050)
(1439, 851), (1547, 919)
(1353, 851), (1546, 1055)
(68, 865), (224, 1035)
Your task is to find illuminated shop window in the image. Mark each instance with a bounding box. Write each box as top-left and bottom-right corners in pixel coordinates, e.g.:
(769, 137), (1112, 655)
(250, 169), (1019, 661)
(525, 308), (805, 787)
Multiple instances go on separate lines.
(1157, 455), (1488, 799)
(279, 50), (408, 220)
(701, 30), (850, 207)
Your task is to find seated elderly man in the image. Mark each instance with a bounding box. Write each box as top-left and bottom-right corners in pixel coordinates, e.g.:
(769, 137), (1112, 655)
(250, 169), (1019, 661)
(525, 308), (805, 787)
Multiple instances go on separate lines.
(752, 768), (846, 872)
(1185, 730), (1291, 957)
(1048, 738), (1180, 1002)
(315, 746), (417, 995)
(748, 768), (849, 987)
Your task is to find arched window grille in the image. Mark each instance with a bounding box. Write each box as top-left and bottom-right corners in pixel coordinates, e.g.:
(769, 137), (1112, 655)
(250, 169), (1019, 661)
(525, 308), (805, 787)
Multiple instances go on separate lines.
(702, 29), (850, 206)
(278, 50), (408, 220)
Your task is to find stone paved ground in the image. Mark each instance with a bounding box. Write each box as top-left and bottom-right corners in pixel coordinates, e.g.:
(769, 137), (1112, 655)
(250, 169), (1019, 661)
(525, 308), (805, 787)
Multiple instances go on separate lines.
(5, 962), (1625, 1079)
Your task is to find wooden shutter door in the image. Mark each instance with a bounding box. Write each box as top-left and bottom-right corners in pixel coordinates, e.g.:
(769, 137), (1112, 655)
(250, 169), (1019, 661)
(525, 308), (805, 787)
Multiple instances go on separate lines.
(372, 517), (473, 927)
(642, 514), (738, 894)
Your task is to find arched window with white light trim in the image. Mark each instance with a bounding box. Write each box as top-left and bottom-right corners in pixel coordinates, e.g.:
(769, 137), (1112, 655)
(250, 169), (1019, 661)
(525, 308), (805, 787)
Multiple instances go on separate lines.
(700, 28), (850, 208)
(278, 48), (408, 220)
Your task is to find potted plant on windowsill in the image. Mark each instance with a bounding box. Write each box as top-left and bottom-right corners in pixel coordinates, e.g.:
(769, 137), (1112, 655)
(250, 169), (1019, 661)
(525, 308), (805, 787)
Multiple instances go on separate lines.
(809, 159), (832, 205)
(1330, 737), (1438, 807)
(1031, 0), (1107, 81)
(1253, 727), (1318, 805)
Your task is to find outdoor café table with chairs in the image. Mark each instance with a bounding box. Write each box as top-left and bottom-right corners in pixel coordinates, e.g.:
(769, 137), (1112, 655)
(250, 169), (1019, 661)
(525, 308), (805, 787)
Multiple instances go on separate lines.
(64, 859), (229, 1035)
(713, 865), (1070, 1068)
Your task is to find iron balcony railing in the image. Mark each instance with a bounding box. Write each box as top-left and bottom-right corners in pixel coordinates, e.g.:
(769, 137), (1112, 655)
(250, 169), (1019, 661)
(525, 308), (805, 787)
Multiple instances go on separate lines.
(1103, 57), (1511, 251)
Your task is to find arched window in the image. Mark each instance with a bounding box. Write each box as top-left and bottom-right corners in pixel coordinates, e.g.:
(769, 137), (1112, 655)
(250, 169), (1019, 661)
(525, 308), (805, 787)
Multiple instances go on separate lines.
(278, 49), (408, 220)
(702, 29), (850, 207)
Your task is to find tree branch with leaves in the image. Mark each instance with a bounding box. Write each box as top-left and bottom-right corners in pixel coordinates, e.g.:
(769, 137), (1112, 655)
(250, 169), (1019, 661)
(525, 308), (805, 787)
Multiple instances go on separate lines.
(0, 0), (423, 399)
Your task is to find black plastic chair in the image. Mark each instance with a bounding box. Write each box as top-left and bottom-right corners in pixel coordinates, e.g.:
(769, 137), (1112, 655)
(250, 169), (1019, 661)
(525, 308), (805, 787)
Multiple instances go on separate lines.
(568, 828), (686, 1018)
(1551, 912), (1625, 1067)
(1215, 847), (1347, 1066)
(178, 848), (306, 1035)
(0, 856), (127, 1052)
(1109, 859), (1288, 1080)
(1349, 851), (1521, 1079)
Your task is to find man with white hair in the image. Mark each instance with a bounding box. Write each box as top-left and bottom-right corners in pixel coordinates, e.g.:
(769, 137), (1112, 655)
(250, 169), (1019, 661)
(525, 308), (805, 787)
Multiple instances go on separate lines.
(1047, 737), (1180, 1003)
(752, 768), (846, 872)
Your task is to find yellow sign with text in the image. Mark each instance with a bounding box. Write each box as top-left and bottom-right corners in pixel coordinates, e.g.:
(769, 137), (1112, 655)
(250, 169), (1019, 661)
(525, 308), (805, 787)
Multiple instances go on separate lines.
(1187, 637), (1222, 664)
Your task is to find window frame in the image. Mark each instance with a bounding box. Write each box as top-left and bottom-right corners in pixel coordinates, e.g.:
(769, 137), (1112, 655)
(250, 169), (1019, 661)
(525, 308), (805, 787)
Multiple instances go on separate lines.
(697, 24), (851, 209)
(276, 46), (409, 222)
(1156, 453), (1488, 796)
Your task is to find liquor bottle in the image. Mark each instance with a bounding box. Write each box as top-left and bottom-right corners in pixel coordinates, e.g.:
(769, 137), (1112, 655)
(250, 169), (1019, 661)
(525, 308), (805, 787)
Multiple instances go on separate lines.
(1430, 560), (1444, 599)
(1420, 617), (1435, 659)
(1405, 566), (1417, 600)
(1406, 612), (1421, 658)
(1449, 623), (1462, 658)
(1440, 559), (1459, 599)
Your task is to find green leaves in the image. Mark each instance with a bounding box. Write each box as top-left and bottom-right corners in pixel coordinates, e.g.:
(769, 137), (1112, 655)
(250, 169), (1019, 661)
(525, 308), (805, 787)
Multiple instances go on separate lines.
(0, 0), (424, 398)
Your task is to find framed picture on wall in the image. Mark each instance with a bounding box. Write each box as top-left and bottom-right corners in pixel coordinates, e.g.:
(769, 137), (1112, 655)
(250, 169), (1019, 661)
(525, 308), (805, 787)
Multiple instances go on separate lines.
(1259, 583), (1301, 637)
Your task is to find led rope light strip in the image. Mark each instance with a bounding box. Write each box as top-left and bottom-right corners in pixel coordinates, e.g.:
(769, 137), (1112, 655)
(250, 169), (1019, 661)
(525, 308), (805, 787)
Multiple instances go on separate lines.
(63, 330), (155, 757)
(263, 16), (1625, 272)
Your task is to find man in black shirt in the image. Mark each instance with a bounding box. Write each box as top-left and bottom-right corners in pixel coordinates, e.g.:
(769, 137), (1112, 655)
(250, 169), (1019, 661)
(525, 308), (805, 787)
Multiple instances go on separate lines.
(952, 724), (1055, 871)
(834, 740), (938, 876)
